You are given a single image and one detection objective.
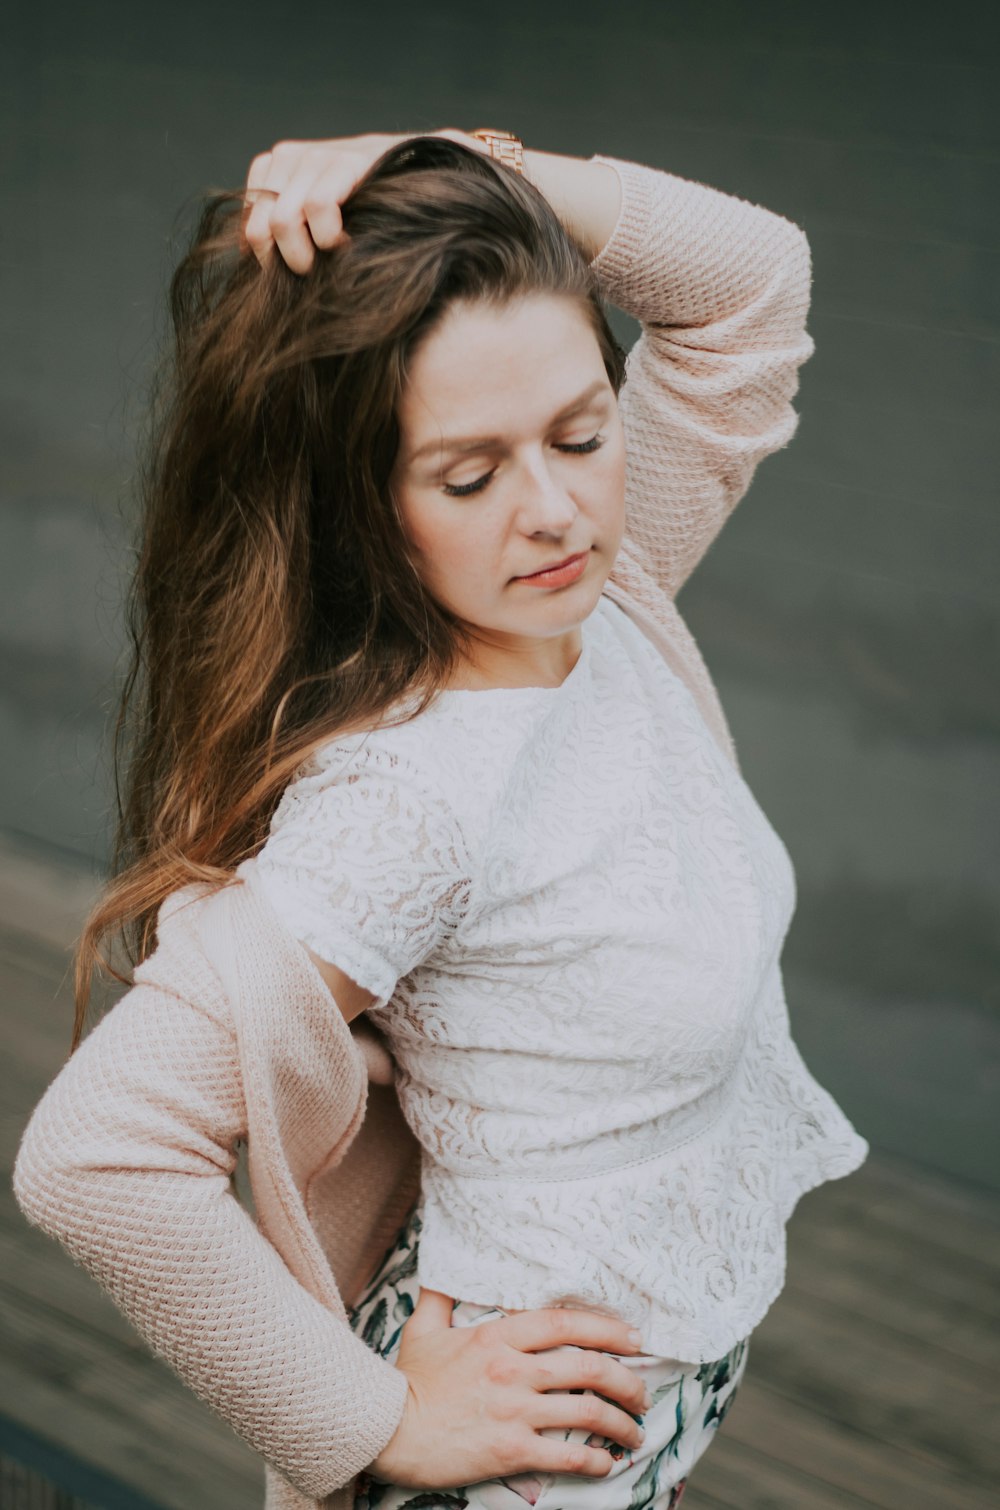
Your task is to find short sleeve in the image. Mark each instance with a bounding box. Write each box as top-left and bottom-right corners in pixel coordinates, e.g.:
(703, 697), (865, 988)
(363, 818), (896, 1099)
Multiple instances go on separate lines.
(254, 735), (475, 1007)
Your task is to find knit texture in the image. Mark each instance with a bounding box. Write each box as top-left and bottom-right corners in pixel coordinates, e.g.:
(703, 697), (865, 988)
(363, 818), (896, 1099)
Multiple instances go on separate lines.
(13, 150), (823, 1509)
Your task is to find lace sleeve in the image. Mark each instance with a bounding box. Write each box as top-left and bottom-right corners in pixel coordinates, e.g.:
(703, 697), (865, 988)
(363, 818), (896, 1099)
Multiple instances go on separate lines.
(255, 736), (475, 1007)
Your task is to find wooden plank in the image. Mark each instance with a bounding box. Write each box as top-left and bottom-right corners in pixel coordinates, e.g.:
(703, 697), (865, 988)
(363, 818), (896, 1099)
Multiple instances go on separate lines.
(0, 1376), (260, 1510)
(0, 1414), (169, 1510)
(783, 1254), (1000, 1374)
(683, 1425), (878, 1510)
(1, 923), (260, 1510)
(789, 1177), (1000, 1307)
(783, 1164), (1000, 1396)
(0, 841), (100, 959)
(0, 1187), (262, 1503)
(698, 1375), (997, 1510)
(738, 1290), (999, 1484)
(0, 1217), (150, 1354)
(0, 1308), (261, 1510)
(792, 1155), (1000, 1267)
(1, 942), (77, 1086)
(791, 1170), (1000, 1306)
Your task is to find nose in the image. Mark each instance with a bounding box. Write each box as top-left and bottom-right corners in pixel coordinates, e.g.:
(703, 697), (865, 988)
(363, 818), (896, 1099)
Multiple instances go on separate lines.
(516, 452), (579, 536)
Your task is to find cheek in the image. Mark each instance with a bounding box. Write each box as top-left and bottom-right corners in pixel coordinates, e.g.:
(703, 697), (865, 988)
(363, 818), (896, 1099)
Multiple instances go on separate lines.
(610, 422), (628, 476)
(397, 498), (449, 565)
(406, 509), (494, 593)
(591, 436), (627, 516)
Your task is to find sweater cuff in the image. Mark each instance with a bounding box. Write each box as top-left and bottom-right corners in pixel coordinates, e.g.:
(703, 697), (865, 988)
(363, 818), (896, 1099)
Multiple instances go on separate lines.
(314, 1334), (410, 1496)
(586, 152), (659, 311)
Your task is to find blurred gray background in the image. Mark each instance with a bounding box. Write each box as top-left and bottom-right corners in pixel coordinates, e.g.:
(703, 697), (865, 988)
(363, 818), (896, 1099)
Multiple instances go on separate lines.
(3, 0), (998, 1201)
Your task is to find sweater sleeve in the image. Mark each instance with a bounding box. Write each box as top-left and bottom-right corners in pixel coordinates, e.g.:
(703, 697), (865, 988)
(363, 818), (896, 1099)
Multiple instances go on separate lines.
(587, 151), (816, 600)
(10, 940), (409, 1501)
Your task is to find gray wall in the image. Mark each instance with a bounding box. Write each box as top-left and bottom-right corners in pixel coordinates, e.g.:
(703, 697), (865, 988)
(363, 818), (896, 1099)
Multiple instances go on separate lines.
(3, 1), (997, 1190)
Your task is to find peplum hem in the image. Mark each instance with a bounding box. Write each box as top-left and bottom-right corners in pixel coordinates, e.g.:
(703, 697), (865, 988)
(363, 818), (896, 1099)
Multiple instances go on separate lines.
(413, 1063), (869, 1363)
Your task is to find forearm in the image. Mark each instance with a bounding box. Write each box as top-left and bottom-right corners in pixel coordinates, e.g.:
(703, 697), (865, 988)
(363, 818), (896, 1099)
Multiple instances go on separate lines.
(522, 147), (624, 260)
(457, 131), (808, 331)
(17, 1160), (407, 1496)
(12, 977), (407, 1499)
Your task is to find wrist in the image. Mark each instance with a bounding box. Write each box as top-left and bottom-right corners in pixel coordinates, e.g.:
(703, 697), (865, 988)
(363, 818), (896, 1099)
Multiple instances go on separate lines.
(436, 130), (619, 259)
(520, 148), (622, 260)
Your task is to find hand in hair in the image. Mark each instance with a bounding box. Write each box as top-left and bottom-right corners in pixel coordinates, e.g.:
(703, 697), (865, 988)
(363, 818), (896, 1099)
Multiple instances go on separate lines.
(242, 127), (486, 275)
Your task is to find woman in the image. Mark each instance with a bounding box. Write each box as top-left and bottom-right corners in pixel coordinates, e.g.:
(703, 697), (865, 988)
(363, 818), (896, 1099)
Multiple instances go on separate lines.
(12, 128), (869, 1510)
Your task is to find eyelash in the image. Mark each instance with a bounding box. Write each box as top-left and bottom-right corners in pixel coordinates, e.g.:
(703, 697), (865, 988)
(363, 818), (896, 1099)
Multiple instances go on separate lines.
(441, 433), (607, 497)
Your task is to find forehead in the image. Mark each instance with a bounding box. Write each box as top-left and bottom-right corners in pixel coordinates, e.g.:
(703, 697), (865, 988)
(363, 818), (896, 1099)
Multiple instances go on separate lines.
(398, 294), (605, 441)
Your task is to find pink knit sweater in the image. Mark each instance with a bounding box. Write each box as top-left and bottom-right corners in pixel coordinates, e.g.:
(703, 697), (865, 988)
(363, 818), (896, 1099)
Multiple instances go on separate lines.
(12, 151), (816, 1509)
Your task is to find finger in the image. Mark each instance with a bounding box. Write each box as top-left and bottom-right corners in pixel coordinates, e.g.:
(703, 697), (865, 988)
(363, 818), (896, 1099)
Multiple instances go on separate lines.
(242, 188), (280, 266)
(532, 1391), (645, 1450)
(243, 156), (283, 265)
(243, 143), (304, 266)
(264, 156), (329, 274)
(510, 1430), (617, 1481)
(403, 1286), (456, 1336)
(299, 159), (354, 249)
(500, 1307), (646, 1358)
(245, 150), (274, 196)
(532, 1348), (652, 1416)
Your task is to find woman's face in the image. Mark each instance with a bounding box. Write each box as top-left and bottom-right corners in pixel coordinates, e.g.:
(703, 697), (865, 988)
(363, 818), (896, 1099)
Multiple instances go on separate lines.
(390, 293), (627, 687)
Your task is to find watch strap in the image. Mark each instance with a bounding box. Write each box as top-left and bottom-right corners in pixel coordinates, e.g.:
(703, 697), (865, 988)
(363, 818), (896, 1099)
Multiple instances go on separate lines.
(470, 128), (525, 175)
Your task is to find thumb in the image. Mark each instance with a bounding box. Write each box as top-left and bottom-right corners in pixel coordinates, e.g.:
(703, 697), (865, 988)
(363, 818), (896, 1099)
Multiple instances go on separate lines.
(403, 1285), (457, 1337)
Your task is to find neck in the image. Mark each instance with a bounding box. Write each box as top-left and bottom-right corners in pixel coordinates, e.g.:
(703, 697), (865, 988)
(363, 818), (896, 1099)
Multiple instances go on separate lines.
(445, 625), (584, 692)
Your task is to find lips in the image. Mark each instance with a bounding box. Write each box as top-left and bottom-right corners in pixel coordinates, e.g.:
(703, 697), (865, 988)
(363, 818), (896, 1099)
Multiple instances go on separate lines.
(516, 550), (588, 579)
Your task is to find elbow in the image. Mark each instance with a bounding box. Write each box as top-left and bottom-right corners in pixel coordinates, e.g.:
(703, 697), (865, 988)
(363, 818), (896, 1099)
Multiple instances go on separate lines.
(12, 1118), (69, 1237)
(11, 1095), (106, 1242)
(756, 223), (814, 364)
(757, 209), (813, 333)
(753, 202), (813, 313)
(782, 222), (814, 331)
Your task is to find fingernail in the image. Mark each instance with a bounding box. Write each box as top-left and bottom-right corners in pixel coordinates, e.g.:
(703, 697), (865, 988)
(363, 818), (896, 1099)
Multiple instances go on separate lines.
(628, 1329), (644, 1346)
(642, 1388), (653, 1408)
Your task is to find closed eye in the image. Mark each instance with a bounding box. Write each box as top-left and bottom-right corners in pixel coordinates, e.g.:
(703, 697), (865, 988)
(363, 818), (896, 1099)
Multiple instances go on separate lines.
(441, 433), (607, 498)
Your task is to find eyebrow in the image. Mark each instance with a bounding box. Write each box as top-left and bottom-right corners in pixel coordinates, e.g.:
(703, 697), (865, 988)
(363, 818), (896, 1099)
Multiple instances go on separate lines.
(407, 378), (611, 465)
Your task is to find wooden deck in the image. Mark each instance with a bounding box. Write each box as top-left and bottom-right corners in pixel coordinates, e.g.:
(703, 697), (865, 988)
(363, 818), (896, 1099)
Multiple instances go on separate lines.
(2, 836), (997, 1509)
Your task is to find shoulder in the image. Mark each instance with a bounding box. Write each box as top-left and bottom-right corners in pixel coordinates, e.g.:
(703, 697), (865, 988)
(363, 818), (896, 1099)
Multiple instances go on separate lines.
(253, 721), (480, 1002)
(271, 717), (465, 839)
(280, 698), (538, 858)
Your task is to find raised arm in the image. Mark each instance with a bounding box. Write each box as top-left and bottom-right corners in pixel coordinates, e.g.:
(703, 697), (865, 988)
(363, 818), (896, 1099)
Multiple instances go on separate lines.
(523, 145), (816, 601)
(242, 129), (812, 606)
(592, 151), (815, 601)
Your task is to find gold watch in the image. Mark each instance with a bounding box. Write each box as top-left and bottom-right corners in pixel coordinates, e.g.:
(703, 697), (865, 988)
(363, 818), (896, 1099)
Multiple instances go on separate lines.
(470, 128), (525, 175)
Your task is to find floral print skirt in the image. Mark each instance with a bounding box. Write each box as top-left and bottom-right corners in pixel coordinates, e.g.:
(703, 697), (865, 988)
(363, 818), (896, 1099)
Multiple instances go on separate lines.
(347, 1195), (750, 1510)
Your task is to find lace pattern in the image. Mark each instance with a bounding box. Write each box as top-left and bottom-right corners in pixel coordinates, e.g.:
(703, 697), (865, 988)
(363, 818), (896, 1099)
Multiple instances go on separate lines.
(255, 596), (868, 1360)
(257, 739), (475, 1009)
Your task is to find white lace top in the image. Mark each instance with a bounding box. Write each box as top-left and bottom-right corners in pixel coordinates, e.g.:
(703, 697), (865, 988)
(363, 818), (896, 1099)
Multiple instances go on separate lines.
(255, 590), (869, 1362)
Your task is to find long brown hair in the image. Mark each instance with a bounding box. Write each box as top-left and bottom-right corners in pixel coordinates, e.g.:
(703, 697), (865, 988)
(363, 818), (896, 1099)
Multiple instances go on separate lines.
(72, 134), (627, 1050)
